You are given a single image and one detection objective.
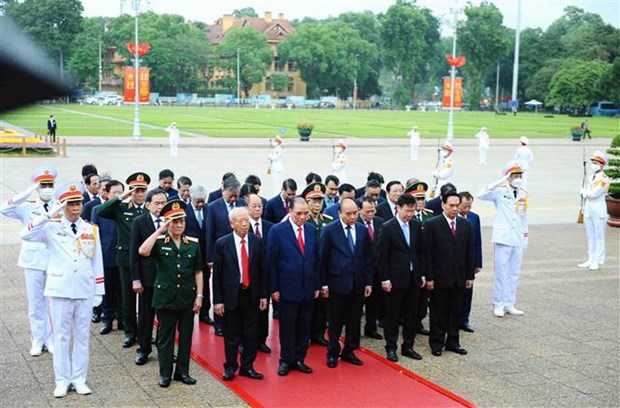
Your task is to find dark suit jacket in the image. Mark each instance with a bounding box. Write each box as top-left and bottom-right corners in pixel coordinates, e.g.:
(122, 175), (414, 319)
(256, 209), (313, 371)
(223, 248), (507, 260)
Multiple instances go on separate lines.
(323, 202), (340, 219)
(425, 197), (442, 218)
(129, 212), (158, 287)
(205, 197), (245, 264)
(207, 188), (222, 204)
(424, 215), (474, 288)
(319, 221), (373, 295)
(82, 191), (96, 205)
(359, 215), (384, 269)
(264, 194), (288, 224)
(377, 216), (425, 289)
(82, 196), (101, 222)
(466, 212), (482, 269)
(185, 204), (207, 264)
(162, 187), (178, 200)
(91, 204), (117, 268)
(355, 187), (387, 200)
(376, 200), (396, 221)
(248, 219), (273, 241)
(212, 233), (267, 310)
(266, 221), (320, 302)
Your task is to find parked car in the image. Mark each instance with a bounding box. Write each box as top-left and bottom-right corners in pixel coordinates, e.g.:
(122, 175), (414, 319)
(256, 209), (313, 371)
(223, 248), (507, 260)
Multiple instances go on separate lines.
(589, 101), (620, 117)
(103, 94), (123, 105)
(312, 101), (335, 109)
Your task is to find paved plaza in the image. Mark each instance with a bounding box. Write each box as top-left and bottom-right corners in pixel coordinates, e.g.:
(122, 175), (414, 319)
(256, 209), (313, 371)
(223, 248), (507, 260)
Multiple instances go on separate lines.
(0, 136), (618, 407)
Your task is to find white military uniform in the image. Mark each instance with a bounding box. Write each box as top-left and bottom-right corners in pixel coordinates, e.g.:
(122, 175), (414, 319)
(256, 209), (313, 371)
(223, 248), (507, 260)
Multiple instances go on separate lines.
(269, 143), (284, 195)
(21, 215), (104, 390)
(514, 144), (534, 189)
(1, 189), (54, 352)
(408, 128), (421, 161)
(436, 155), (455, 191)
(582, 170), (609, 268)
(331, 151), (348, 182)
(166, 123), (180, 157)
(477, 179), (528, 311)
(476, 129), (490, 165)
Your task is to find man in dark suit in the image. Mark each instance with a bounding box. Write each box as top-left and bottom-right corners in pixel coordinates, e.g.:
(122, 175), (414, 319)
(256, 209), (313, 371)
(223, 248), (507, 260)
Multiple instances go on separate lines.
(425, 183), (456, 218)
(184, 185), (212, 325)
(130, 188), (167, 365)
(320, 198), (373, 368)
(207, 172), (236, 204)
(168, 176), (192, 203)
(247, 194), (273, 353)
(82, 173), (99, 204)
(323, 183), (356, 219)
(213, 207), (268, 381)
(457, 192), (482, 333)
(378, 193), (426, 362)
(267, 197), (320, 376)
(354, 171), (386, 200)
(357, 196), (384, 339)
(264, 178), (297, 224)
(322, 175), (340, 210)
(157, 169), (178, 200)
(425, 192), (474, 357)
(376, 180), (403, 221)
(47, 114), (57, 142)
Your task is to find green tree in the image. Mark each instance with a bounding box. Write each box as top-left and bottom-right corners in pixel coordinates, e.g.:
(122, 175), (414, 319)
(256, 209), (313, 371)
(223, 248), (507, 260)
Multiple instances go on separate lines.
(598, 57), (620, 104)
(67, 17), (105, 90)
(216, 27), (273, 97)
(232, 7), (258, 18)
(524, 59), (576, 102)
(546, 60), (609, 111)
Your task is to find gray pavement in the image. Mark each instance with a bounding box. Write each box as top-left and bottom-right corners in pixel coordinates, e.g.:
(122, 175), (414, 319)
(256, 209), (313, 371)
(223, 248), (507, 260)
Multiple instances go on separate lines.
(1, 136), (618, 407)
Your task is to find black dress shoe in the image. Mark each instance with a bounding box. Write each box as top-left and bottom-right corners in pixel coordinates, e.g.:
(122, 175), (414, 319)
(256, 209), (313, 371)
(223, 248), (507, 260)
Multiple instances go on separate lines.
(239, 368), (264, 380)
(158, 376), (171, 387)
(277, 362), (290, 376)
(214, 327), (224, 337)
(99, 322), (112, 335)
(460, 323), (475, 333)
(364, 331), (383, 340)
(223, 368), (235, 381)
(258, 343), (272, 353)
(386, 349), (398, 362)
(401, 348), (423, 360)
(199, 316), (214, 325)
(341, 353), (363, 366)
(311, 337), (328, 346)
(135, 351), (148, 365)
(431, 349), (442, 357)
(327, 356), (338, 368)
(91, 312), (101, 324)
(417, 325), (430, 336)
(173, 373), (197, 385)
(122, 337), (136, 348)
(295, 361), (313, 373)
(446, 346), (468, 355)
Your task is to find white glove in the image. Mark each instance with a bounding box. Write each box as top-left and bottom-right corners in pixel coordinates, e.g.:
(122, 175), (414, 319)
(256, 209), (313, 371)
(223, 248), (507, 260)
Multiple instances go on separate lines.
(489, 175), (509, 190)
(47, 201), (66, 219)
(11, 183), (39, 203)
(93, 295), (103, 307)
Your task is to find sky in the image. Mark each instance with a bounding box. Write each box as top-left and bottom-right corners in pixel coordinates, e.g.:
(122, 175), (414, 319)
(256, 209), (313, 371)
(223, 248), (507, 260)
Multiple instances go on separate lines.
(82, 0), (620, 33)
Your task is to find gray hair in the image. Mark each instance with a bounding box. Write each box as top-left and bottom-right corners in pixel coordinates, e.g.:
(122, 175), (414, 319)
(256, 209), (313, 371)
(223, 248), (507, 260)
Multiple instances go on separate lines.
(189, 185), (207, 200)
(228, 206), (249, 221)
(223, 177), (241, 191)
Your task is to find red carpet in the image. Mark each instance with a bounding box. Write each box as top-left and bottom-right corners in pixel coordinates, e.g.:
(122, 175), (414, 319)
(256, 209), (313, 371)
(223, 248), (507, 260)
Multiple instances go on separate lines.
(189, 316), (475, 408)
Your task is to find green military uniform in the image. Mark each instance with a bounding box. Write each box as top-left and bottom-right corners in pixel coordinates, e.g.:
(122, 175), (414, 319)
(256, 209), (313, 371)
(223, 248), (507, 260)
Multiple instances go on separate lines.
(414, 208), (433, 226)
(307, 212), (333, 239)
(96, 172), (150, 343)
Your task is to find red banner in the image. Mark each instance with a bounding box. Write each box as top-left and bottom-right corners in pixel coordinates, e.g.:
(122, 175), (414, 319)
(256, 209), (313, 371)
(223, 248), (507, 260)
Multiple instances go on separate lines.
(442, 77), (463, 109)
(123, 67), (150, 103)
(126, 42), (151, 56)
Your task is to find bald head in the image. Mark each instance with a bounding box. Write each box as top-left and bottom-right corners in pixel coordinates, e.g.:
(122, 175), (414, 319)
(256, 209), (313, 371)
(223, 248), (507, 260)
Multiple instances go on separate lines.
(339, 198), (359, 226)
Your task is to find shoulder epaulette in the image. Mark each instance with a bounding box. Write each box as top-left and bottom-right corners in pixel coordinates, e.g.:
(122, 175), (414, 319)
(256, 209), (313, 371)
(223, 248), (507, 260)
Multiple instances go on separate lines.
(422, 208), (434, 214)
(185, 236), (199, 243)
(156, 235), (166, 240)
(323, 213), (333, 220)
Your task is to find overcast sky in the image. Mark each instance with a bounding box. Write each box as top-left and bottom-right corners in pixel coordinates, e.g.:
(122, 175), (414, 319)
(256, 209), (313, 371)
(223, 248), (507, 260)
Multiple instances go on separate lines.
(82, 0), (619, 32)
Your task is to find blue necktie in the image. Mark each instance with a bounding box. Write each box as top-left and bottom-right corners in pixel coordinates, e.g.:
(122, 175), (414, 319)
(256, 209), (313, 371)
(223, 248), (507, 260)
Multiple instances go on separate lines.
(196, 210), (203, 225)
(346, 225), (355, 253)
(402, 223), (410, 246)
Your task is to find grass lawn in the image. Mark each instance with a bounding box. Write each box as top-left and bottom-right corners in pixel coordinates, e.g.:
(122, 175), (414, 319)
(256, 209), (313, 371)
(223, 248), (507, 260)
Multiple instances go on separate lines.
(2, 104), (618, 139)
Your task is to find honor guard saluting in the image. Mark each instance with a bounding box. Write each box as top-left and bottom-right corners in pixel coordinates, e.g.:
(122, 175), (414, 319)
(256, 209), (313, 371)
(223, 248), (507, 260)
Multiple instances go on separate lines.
(408, 125), (421, 161)
(578, 151), (609, 271)
(331, 141), (348, 183)
(1, 166), (58, 356)
(433, 141), (455, 193)
(21, 182), (105, 398)
(97, 172), (150, 348)
(477, 161), (528, 318)
(475, 127), (490, 166)
(268, 135), (285, 195)
(138, 199), (204, 388)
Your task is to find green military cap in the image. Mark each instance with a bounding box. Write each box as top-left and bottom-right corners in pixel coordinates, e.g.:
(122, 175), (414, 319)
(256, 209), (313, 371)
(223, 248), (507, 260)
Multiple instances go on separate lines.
(160, 199), (186, 221)
(302, 182), (326, 200)
(126, 172), (151, 190)
(404, 181), (429, 198)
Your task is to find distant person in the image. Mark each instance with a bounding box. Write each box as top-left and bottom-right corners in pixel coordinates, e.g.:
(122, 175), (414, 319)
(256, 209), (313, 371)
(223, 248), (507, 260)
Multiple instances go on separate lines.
(434, 141), (455, 193)
(47, 114), (57, 142)
(581, 120), (592, 139)
(166, 122), (179, 157)
(408, 125), (421, 161)
(514, 136), (534, 189)
(268, 136), (285, 195)
(331, 141), (348, 183)
(475, 127), (490, 166)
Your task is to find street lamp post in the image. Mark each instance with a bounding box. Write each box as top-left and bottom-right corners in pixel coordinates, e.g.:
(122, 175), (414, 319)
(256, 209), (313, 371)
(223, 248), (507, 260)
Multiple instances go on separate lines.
(131, 0), (141, 140)
(353, 54), (359, 111)
(236, 48), (241, 108)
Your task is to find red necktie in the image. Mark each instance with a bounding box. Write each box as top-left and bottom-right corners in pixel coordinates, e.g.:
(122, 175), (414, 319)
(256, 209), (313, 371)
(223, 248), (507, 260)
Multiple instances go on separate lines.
(297, 227), (305, 255)
(255, 222), (261, 238)
(367, 221), (374, 241)
(241, 238), (250, 287)
(285, 200), (290, 213)
(450, 220), (456, 237)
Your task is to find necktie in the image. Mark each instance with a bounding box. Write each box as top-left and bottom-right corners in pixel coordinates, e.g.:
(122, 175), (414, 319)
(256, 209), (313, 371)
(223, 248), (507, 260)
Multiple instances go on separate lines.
(297, 227), (305, 255)
(71, 223), (77, 235)
(366, 221), (374, 242)
(346, 225), (355, 253)
(450, 220), (456, 237)
(402, 223), (410, 246)
(43, 203), (49, 212)
(285, 200), (290, 213)
(255, 222), (261, 238)
(241, 238), (250, 287)
(196, 210), (203, 225)
(155, 218), (162, 229)
(229, 203), (234, 212)
(416, 213), (422, 222)
(513, 190), (517, 198)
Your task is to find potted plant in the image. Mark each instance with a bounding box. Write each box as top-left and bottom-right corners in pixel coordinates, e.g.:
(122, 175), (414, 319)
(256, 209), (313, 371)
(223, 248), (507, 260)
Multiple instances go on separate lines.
(570, 125), (584, 141)
(605, 134), (620, 227)
(297, 121), (314, 141)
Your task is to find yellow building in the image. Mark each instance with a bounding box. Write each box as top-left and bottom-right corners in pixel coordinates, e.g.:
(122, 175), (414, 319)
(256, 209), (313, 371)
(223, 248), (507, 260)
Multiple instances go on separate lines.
(205, 11), (307, 97)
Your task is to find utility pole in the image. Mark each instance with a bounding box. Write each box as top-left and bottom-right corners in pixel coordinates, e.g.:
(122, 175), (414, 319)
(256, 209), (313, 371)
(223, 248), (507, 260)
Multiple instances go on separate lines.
(131, 0), (141, 140)
(236, 48), (241, 107)
(511, 0), (522, 113)
(495, 62), (500, 111)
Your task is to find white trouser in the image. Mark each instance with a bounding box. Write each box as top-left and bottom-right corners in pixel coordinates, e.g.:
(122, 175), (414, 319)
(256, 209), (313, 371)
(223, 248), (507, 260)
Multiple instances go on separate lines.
(49, 297), (93, 387)
(479, 147), (488, 164)
(24, 268), (51, 348)
(493, 243), (524, 308)
(334, 169), (347, 183)
(410, 145), (419, 161)
(169, 141), (178, 157)
(521, 171), (529, 190)
(272, 171), (283, 195)
(585, 216), (606, 265)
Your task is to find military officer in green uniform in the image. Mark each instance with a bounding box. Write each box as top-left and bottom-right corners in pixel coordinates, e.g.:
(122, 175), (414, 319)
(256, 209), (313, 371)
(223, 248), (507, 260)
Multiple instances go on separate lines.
(139, 199), (204, 388)
(97, 172), (150, 348)
(303, 182), (334, 346)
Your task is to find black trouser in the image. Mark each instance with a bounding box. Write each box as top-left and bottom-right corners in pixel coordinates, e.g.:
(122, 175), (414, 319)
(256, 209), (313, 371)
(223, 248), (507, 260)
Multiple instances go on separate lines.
(198, 265), (212, 321)
(258, 306), (269, 344)
(429, 286), (465, 352)
(278, 299), (313, 364)
(310, 296), (328, 341)
(383, 285), (419, 352)
(222, 287), (259, 371)
(364, 283), (384, 333)
(327, 292), (364, 358)
(137, 286), (156, 355)
(417, 288), (430, 327)
(119, 266), (137, 339)
(102, 266), (122, 323)
(460, 287), (473, 325)
(156, 308), (194, 378)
